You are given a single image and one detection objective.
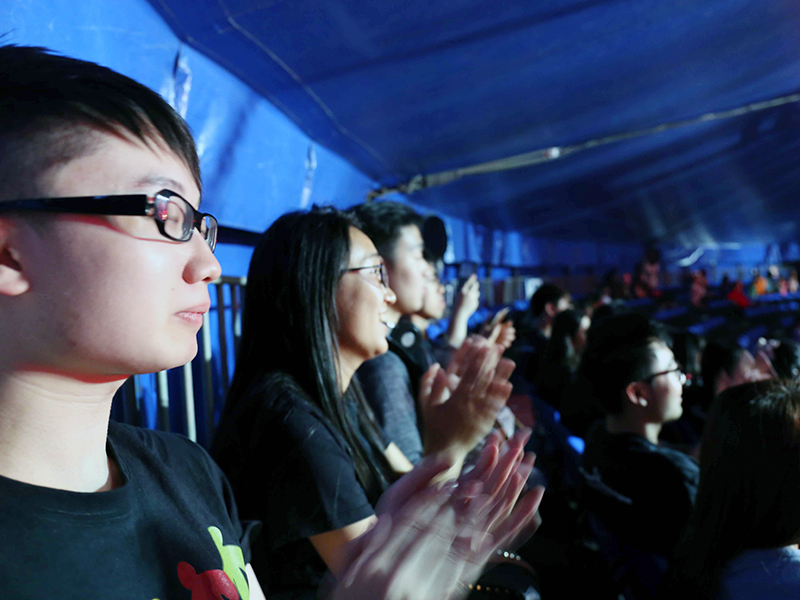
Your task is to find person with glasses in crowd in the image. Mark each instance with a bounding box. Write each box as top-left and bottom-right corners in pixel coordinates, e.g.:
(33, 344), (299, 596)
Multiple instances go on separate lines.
(579, 313), (699, 592)
(0, 45), (539, 600)
(212, 206), (544, 599)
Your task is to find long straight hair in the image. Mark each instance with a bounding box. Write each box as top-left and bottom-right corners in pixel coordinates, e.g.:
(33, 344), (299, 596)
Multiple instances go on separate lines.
(665, 379), (800, 599)
(217, 206), (391, 501)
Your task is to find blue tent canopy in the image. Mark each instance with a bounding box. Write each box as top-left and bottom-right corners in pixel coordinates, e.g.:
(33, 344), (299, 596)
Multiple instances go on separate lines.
(145, 0), (800, 246)
(5, 0), (800, 274)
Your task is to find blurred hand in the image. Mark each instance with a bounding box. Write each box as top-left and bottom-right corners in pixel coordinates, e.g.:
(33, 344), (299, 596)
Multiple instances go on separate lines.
(487, 320), (516, 351)
(454, 275), (481, 321)
(331, 433), (543, 600)
(447, 275), (481, 349)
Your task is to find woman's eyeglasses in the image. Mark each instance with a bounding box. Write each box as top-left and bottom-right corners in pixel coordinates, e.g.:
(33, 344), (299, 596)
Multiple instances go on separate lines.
(345, 264), (390, 288)
(0, 189), (218, 252)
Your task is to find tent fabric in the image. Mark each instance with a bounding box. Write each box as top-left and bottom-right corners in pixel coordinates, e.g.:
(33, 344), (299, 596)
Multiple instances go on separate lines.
(143, 0), (800, 247)
(5, 0), (651, 276)
(6, 0), (799, 277)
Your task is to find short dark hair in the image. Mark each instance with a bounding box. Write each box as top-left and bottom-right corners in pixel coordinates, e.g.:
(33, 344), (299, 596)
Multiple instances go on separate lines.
(348, 200), (424, 263)
(580, 313), (664, 415)
(0, 45), (200, 197)
(531, 283), (567, 317)
(701, 342), (746, 396)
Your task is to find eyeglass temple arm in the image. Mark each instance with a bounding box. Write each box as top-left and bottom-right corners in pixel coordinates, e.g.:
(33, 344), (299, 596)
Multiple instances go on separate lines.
(0, 195), (148, 216)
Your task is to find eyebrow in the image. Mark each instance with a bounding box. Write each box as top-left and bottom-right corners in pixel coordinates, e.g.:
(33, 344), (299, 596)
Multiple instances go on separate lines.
(133, 175), (187, 196)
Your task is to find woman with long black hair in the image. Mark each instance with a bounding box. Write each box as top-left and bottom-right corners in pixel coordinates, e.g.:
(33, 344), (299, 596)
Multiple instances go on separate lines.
(664, 379), (800, 599)
(213, 206), (540, 599)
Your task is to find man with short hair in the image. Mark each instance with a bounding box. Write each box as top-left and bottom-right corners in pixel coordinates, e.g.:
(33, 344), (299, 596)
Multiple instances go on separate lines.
(0, 44), (266, 600)
(580, 313), (699, 559)
(350, 201), (433, 465)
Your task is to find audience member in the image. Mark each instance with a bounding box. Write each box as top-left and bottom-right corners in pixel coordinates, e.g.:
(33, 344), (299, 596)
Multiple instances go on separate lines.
(772, 339), (800, 380)
(534, 309), (590, 410)
(350, 201), (432, 464)
(701, 342), (770, 401)
(580, 314), (699, 559)
(665, 379), (800, 600)
(0, 44), (268, 598)
(519, 283), (572, 381)
(213, 207), (540, 598)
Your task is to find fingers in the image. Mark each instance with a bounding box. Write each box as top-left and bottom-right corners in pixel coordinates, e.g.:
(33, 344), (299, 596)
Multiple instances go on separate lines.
(419, 363), (441, 403)
(374, 453), (455, 517)
(483, 429), (530, 497)
(482, 486), (545, 557)
(458, 431), (501, 485)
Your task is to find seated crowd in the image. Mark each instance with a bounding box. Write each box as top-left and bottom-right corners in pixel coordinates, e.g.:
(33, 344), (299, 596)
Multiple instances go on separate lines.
(2, 43), (800, 600)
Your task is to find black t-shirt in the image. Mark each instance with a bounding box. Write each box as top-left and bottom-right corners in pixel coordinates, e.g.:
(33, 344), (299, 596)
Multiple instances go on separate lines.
(582, 422), (699, 556)
(213, 374), (376, 599)
(0, 420), (255, 600)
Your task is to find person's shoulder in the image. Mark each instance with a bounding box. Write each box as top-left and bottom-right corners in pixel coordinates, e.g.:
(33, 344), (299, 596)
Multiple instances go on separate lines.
(359, 348), (406, 372)
(108, 421), (223, 485)
(109, 420), (205, 460)
(720, 547), (800, 599)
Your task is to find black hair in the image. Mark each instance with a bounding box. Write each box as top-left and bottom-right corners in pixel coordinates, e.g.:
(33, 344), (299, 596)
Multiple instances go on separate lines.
(701, 341), (746, 398)
(772, 339), (800, 380)
(0, 45), (200, 195)
(579, 313), (664, 415)
(535, 309), (585, 405)
(666, 379), (800, 599)
(348, 200), (424, 263)
(530, 282), (568, 318)
(670, 331), (706, 383)
(215, 206), (391, 501)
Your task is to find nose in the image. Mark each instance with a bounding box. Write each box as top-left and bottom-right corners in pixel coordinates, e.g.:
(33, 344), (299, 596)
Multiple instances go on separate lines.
(383, 284), (397, 305)
(184, 233), (222, 283)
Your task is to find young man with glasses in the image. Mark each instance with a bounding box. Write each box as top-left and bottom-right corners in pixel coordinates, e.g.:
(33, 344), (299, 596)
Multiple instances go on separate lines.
(579, 313), (699, 561)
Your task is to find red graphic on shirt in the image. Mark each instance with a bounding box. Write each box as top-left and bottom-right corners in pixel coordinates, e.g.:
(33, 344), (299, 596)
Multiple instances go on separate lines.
(177, 561), (240, 600)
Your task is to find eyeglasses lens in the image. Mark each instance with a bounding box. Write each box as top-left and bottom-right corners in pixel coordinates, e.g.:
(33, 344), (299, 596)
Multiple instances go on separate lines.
(203, 215), (218, 252)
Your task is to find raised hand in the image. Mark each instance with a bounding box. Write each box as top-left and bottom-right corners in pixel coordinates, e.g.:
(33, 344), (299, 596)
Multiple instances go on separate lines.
(419, 337), (515, 463)
(446, 274), (481, 349)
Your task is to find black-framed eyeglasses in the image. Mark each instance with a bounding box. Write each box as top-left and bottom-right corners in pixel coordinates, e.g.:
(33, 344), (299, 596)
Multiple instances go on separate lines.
(643, 366), (687, 386)
(345, 264), (390, 288)
(0, 189), (218, 252)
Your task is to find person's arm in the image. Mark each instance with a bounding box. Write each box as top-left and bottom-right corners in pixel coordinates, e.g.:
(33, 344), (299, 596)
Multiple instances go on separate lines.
(310, 516), (379, 577)
(384, 442), (414, 474)
(358, 354), (424, 464)
(446, 274), (480, 349)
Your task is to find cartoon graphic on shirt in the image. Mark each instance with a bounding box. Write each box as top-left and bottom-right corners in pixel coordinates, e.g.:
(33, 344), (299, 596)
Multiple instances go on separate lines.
(177, 561), (240, 600)
(172, 526), (250, 600)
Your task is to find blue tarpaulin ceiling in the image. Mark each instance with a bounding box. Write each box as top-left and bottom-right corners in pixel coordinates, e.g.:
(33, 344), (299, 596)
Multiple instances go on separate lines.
(146, 0), (800, 246)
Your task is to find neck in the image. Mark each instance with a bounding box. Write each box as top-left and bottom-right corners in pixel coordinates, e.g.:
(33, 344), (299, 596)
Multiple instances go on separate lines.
(409, 314), (429, 338)
(606, 413), (662, 445)
(337, 352), (362, 395)
(0, 368), (125, 492)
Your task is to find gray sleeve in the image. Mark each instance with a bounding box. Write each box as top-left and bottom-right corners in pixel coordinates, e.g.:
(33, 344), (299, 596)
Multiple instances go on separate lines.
(356, 352), (424, 465)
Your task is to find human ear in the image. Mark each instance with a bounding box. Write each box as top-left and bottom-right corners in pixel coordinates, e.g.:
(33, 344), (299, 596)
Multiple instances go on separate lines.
(624, 381), (649, 408)
(0, 221), (30, 296)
